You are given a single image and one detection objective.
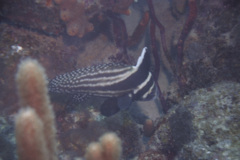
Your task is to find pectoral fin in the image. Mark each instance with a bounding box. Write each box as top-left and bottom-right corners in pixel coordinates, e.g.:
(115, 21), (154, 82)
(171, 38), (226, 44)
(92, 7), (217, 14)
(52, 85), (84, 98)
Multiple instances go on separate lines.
(100, 98), (120, 117)
(117, 94), (132, 110)
(100, 94), (133, 117)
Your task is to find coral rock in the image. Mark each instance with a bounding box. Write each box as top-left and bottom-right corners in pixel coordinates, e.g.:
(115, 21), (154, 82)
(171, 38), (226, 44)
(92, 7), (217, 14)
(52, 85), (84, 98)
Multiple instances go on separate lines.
(55, 0), (96, 37)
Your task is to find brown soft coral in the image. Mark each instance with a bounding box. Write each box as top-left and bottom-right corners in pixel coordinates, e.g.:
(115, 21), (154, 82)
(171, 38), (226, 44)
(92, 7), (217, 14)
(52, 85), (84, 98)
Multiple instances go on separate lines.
(54, 0), (96, 37)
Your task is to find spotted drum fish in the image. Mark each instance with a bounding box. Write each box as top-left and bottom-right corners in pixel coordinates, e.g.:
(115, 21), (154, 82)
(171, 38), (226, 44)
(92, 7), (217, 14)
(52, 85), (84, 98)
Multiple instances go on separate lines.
(48, 47), (157, 108)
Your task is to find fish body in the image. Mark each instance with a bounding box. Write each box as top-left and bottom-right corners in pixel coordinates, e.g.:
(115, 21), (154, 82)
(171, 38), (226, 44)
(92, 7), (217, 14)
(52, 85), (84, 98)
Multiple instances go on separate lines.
(49, 47), (157, 102)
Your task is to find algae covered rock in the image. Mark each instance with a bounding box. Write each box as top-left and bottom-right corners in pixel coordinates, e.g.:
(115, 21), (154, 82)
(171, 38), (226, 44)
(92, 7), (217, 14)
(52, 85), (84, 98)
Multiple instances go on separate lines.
(148, 82), (240, 159)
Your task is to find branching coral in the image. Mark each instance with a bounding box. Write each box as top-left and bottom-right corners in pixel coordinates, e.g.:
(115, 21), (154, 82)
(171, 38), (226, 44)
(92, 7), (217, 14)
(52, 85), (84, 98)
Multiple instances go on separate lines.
(15, 58), (58, 160)
(15, 108), (50, 160)
(85, 132), (122, 160)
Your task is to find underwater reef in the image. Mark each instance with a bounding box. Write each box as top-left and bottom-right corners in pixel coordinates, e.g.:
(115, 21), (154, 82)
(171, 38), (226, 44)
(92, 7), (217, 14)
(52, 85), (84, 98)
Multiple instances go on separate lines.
(0, 0), (240, 159)
(12, 59), (240, 159)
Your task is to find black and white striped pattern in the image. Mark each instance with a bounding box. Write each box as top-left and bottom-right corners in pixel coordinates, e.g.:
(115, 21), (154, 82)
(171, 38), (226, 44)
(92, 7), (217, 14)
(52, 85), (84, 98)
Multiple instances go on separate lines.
(49, 47), (156, 101)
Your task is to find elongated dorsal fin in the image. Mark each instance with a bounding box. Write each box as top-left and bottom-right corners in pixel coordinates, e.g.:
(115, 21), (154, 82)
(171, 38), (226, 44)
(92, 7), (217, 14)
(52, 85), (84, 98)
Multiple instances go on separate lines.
(134, 47), (147, 68)
(133, 47), (150, 75)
